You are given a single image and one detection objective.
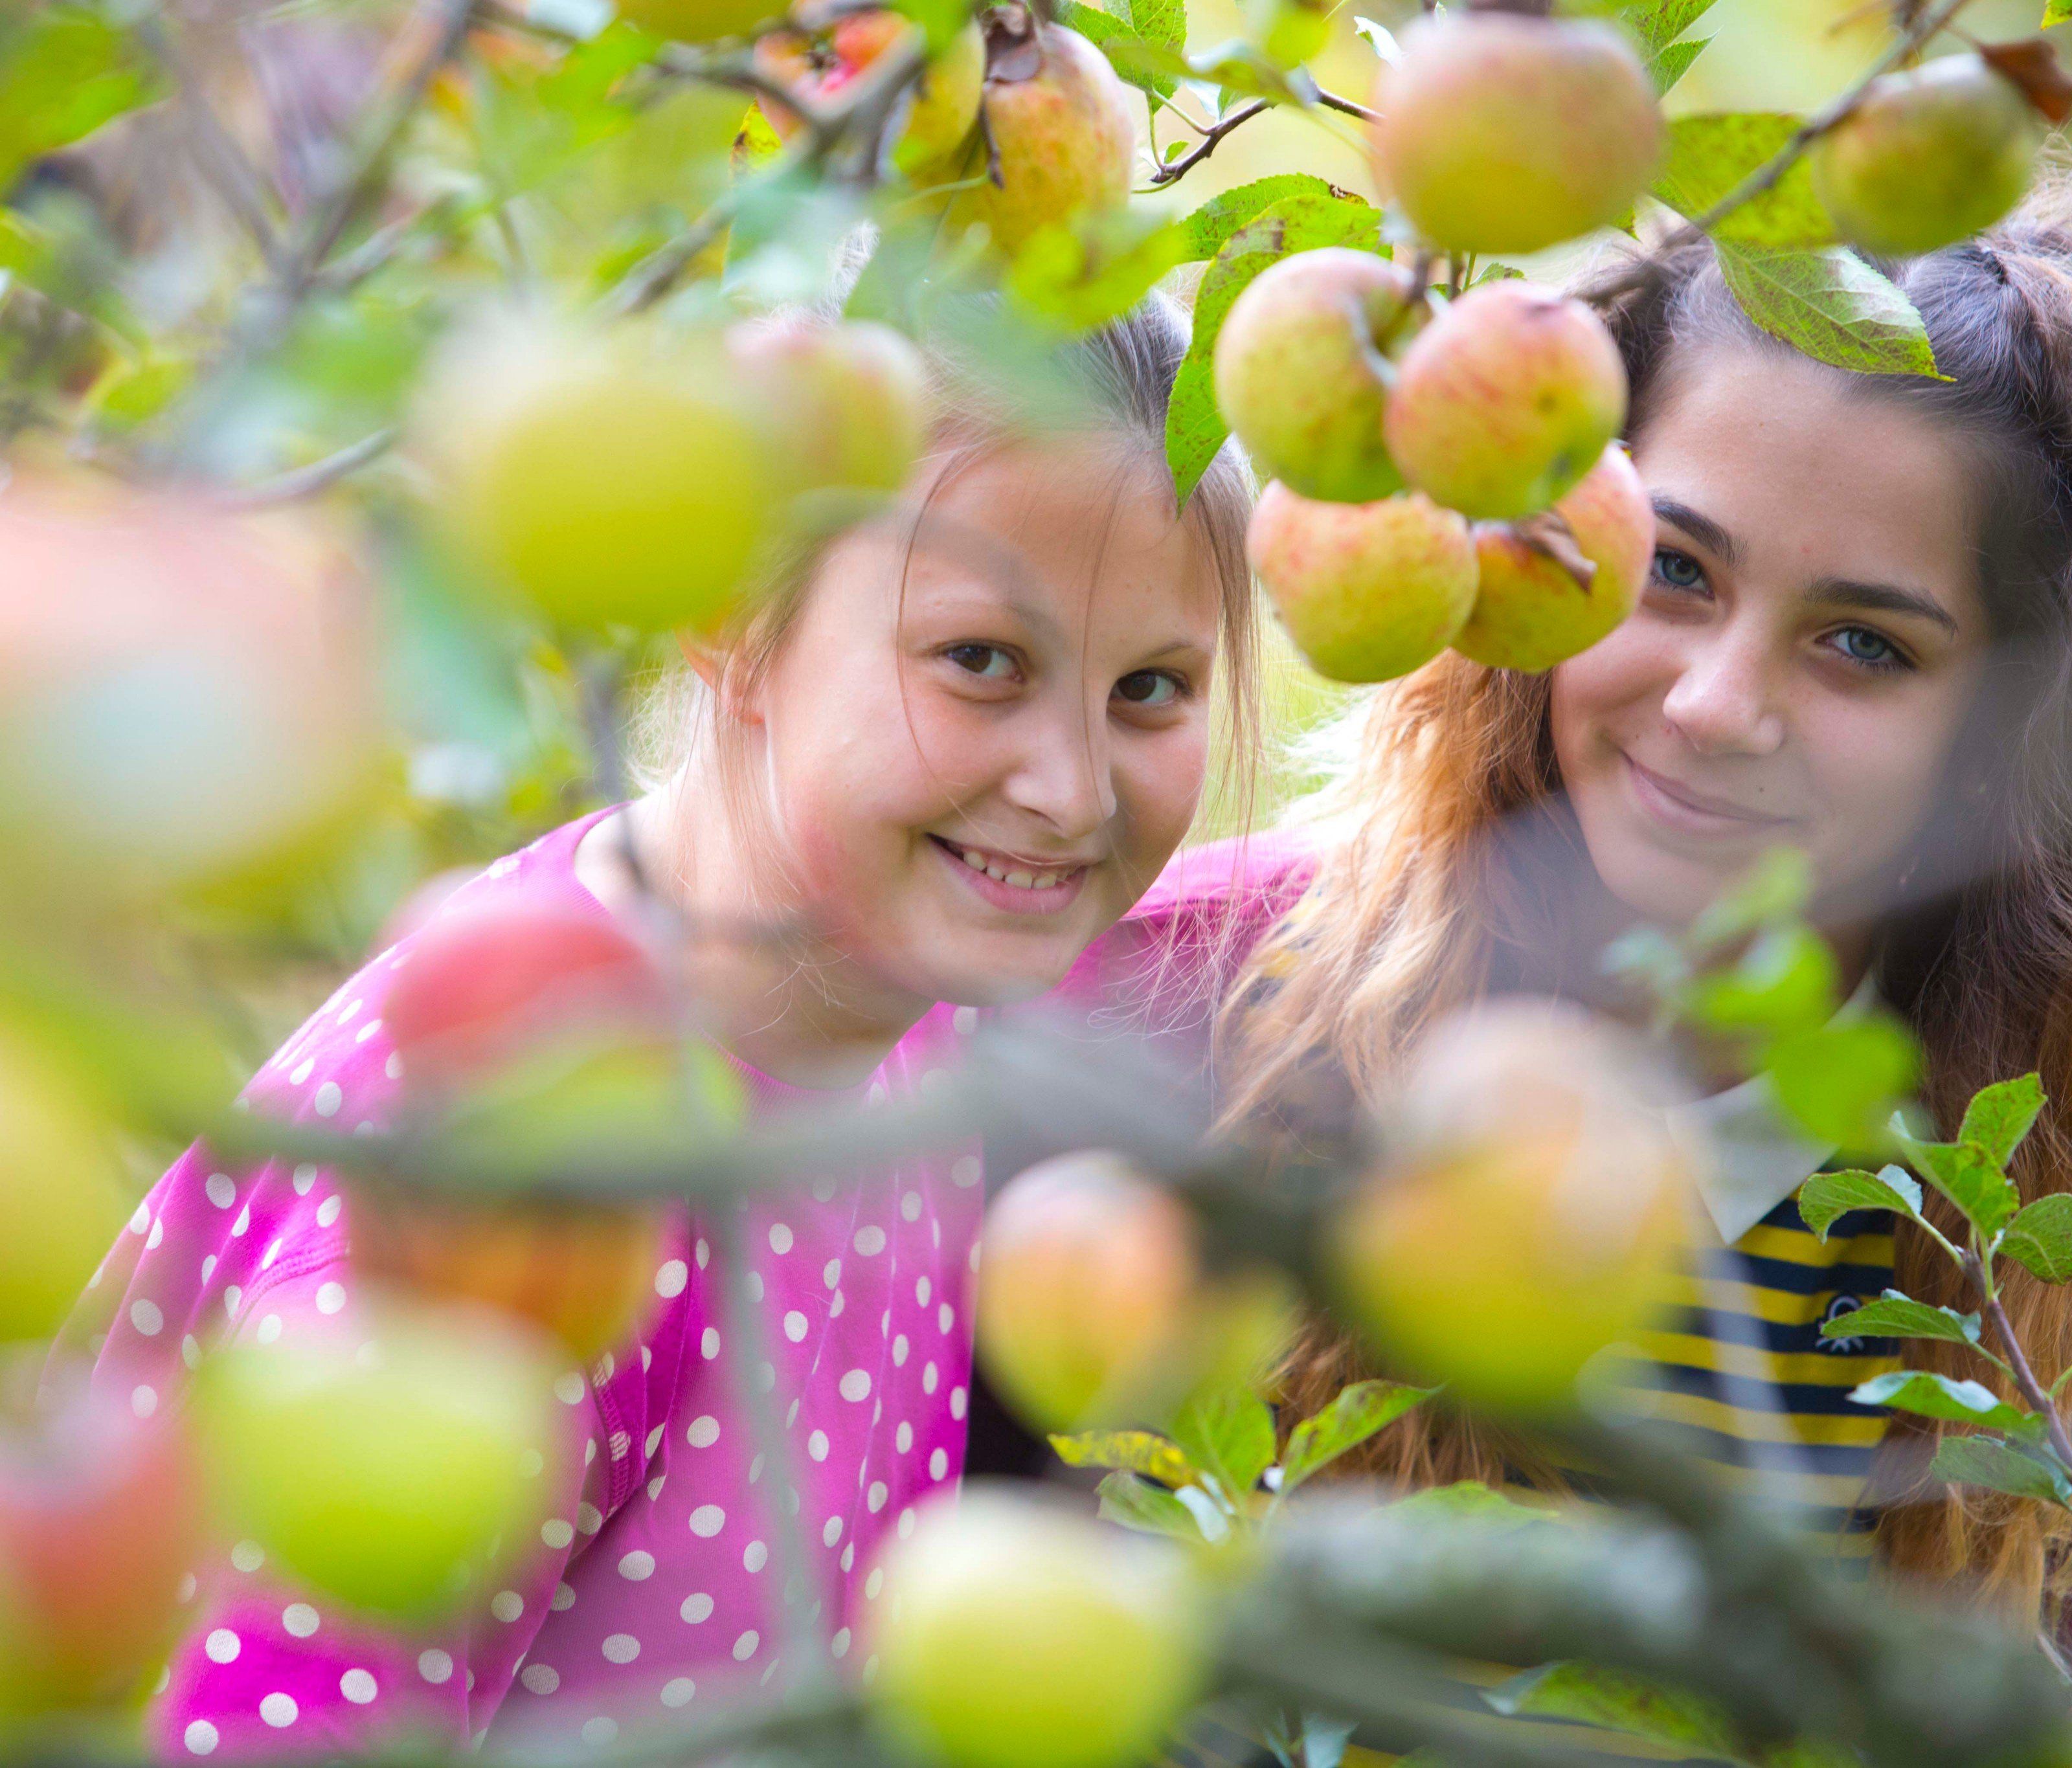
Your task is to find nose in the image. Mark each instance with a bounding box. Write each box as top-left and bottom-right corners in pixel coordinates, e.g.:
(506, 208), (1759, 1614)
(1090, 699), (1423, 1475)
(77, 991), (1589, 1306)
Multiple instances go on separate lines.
(1660, 621), (1786, 759)
(999, 693), (1118, 842)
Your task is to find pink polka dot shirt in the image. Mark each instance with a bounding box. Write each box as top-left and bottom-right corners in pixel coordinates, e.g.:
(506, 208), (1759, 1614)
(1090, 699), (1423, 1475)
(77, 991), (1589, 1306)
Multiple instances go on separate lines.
(57, 805), (987, 1761)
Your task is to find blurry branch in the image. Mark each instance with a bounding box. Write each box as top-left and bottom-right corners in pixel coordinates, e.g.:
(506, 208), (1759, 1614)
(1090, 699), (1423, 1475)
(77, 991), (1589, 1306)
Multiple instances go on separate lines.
(1968, 1253), (2072, 1473)
(214, 427), (398, 508)
(131, 15), (285, 265)
(1147, 84), (1378, 187)
(1592, 0), (1979, 301)
(1314, 87), (1379, 124)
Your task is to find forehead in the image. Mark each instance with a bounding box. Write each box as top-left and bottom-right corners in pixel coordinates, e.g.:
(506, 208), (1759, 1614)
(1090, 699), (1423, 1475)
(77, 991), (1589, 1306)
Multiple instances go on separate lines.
(1635, 342), (1980, 613)
(900, 436), (1221, 632)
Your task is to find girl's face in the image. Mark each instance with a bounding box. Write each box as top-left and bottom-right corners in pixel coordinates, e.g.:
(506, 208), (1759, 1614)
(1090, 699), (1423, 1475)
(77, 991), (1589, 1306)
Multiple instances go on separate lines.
(1551, 343), (1990, 930)
(741, 437), (1223, 1007)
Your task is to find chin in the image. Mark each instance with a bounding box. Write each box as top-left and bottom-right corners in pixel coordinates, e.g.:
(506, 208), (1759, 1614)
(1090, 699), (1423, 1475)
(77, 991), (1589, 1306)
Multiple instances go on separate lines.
(1591, 834), (1746, 931)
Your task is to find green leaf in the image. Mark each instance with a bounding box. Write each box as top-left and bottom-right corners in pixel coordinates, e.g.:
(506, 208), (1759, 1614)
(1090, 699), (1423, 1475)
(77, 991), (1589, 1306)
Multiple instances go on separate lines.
(1687, 845), (1814, 952)
(1279, 1380), (1433, 1493)
(1048, 1429), (1199, 1486)
(1958, 1072), (2047, 1171)
(1851, 1371), (2035, 1435)
(1649, 36), (1710, 93)
(1899, 1134), (2020, 1238)
(1095, 1470), (1209, 1539)
(1767, 1015), (1920, 1151)
(1931, 1435), (2072, 1505)
(2001, 1194), (2072, 1284)
(1680, 923), (1838, 1040)
(1167, 197), (1386, 504)
(1177, 173), (1355, 261)
(2046, 0), (2072, 25)
(1487, 1663), (1740, 1756)
(1122, 0), (1188, 58)
(1614, 0), (1719, 58)
(890, 0), (974, 54)
(1715, 243), (1941, 378)
(0, 8), (163, 192)
(1169, 1385), (1279, 1500)
(1388, 1481), (1546, 1524)
(1654, 113), (1834, 250)
(1008, 210), (1187, 334)
(1821, 1292), (1979, 1347)
(1799, 1165), (1924, 1240)
(1063, 4), (1175, 98)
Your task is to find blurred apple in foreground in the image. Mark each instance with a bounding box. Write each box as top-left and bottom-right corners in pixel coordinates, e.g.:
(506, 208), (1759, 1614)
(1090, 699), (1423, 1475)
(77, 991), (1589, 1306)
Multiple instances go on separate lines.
(867, 1485), (1206, 1768)
(416, 316), (779, 638)
(0, 1025), (135, 1347)
(945, 9), (1136, 254)
(0, 1376), (203, 1718)
(191, 1295), (565, 1625)
(976, 1152), (1200, 1432)
(1458, 443), (1654, 673)
(726, 317), (930, 507)
(0, 475), (379, 906)
(754, 12), (984, 176)
(616, 0), (782, 45)
(1329, 998), (1695, 1413)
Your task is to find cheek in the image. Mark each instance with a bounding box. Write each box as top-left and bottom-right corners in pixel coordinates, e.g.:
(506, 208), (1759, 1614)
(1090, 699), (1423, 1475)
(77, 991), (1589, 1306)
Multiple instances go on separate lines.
(1114, 724), (1210, 864)
(1795, 695), (1961, 874)
(1550, 625), (1662, 790)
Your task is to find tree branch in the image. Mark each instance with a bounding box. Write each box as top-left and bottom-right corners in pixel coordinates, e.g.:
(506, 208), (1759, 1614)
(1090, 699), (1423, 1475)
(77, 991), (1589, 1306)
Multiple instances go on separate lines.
(132, 15), (284, 265)
(1147, 98), (1267, 186)
(1968, 1253), (2072, 1474)
(214, 427), (398, 508)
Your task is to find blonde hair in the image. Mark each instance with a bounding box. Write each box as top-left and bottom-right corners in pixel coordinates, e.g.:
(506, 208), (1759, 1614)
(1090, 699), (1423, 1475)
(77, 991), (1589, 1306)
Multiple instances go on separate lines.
(1226, 210), (2072, 1620)
(624, 287), (1261, 934)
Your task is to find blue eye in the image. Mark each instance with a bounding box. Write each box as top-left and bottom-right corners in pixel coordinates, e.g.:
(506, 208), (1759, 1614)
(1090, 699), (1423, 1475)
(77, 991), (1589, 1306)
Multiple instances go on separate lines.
(1652, 547), (1705, 590)
(1831, 626), (1905, 670)
(1114, 670), (1182, 708)
(945, 643), (1016, 680)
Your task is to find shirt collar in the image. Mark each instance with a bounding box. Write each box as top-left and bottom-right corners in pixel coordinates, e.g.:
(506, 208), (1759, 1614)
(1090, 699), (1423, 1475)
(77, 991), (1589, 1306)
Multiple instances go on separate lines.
(1666, 968), (1883, 1247)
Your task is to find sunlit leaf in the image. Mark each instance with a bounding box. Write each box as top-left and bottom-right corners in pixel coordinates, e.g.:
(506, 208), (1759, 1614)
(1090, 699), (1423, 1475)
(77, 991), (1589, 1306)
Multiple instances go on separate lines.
(1488, 1662), (1741, 1756)
(1008, 211), (1187, 335)
(1177, 174), (1360, 261)
(1048, 1429), (1200, 1486)
(1958, 1072), (2047, 1172)
(1767, 1015), (1919, 1152)
(0, 8), (162, 192)
(1654, 113), (1833, 249)
(1821, 1292), (1979, 1347)
(1715, 243), (1941, 378)
(1170, 1385), (1278, 1500)
(1851, 1370), (2035, 1435)
(1897, 1132), (2020, 1239)
(1797, 1165), (1923, 1240)
(1096, 1470), (1208, 1539)
(1279, 1380), (1432, 1493)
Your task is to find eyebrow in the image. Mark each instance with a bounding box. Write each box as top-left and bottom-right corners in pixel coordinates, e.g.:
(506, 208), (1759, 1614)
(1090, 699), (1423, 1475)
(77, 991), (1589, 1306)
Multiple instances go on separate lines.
(1652, 495), (1961, 638)
(1807, 576), (1961, 638)
(1650, 496), (1741, 567)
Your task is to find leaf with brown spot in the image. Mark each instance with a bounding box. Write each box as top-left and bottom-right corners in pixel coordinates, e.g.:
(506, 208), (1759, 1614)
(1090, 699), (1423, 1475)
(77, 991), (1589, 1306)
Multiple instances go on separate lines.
(1981, 38), (2072, 125)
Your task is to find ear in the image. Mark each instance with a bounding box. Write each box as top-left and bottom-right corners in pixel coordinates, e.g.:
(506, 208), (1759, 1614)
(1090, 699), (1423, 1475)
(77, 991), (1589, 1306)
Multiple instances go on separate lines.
(677, 631), (765, 727)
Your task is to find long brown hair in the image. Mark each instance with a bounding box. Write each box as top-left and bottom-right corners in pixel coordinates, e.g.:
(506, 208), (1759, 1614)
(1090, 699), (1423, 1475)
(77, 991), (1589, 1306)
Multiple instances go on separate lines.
(1228, 210), (2072, 1616)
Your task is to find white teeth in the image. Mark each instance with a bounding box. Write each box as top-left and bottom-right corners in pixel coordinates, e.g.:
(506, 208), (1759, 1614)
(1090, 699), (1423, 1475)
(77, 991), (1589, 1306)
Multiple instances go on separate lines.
(1004, 871), (1035, 889)
(985, 864), (1008, 881)
(1032, 874), (1059, 891)
(945, 840), (1077, 889)
(960, 847), (986, 871)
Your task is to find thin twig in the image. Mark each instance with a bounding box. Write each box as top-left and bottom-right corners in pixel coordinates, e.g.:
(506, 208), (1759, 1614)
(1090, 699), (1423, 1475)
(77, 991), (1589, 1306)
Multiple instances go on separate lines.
(1314, 85), (1379, 125)
(1147, 98), (1267, 186)
(214, 427), (398, 508)
(133, 15), (284, 264)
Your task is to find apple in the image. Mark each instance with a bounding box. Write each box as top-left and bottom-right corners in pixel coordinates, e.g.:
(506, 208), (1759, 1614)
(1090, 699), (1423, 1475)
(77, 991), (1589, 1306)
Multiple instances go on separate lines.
(1246, 484), (1477, 684)
(0, 475), (379, 904)
(754, 13), (985, 176)
(1213, 249), (1424, 506)
(1384, 282), (1628, 522)
(1328, 998), (1694, 1413)
(416, 317), (779, 639)
(1369, 12), (1662, 256)
(944, 9), (1137, 256)
(726, 317), (930, 504)
(1810, 55), (2039, 258)
(975, 1153), (1198, 1432)
(0, 1376), (204, 1717)
(384, 890), (675, 1091)
(1456, 443), (1653, 674)
(866, 1484), (1206, 1768)
(0, 1025), (135, 1347)
(617, 0), (781, 45)
(190, 1293), (566, 1625)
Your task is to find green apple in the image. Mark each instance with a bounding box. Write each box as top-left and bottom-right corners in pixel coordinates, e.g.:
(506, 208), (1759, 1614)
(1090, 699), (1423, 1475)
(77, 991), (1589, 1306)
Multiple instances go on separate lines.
(1370, 12), (1663, 256)
(867, 1485), (1206, 1768)
(618, 0), (782, 45)
(1213, 249), (1424, 506)
(1329, 998), (1693, 1413)
(1457, 443), (1653, 673)
(975, 1152), (1199, 1432)
(418, 317), (779, 639)
(1810, 54), (2038, 258)
(190, 1294), (565, 1625)
(1246, 483), (1478, 683)
(1385, 282), (1628, 522)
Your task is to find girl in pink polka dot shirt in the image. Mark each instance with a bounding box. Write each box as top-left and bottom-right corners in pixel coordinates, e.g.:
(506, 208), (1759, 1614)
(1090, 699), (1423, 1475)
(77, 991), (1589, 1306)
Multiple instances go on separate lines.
(54, 298), (1259, 1763)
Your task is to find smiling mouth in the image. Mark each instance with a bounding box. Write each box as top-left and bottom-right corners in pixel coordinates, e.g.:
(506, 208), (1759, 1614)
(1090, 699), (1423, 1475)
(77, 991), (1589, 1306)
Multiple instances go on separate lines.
(1622, 754), (1789, 831)
(928, 835), (1090, 891)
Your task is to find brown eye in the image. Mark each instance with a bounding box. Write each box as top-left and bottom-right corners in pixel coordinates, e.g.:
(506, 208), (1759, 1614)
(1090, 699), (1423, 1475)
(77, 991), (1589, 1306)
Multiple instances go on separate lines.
(945, 644), (1016, 680)
(1114, 671), (1180, 707)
